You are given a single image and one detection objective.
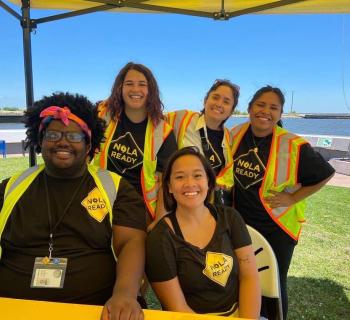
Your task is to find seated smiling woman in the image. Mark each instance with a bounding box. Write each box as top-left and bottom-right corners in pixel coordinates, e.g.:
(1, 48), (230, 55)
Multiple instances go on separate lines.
(145, 147), (261, 319)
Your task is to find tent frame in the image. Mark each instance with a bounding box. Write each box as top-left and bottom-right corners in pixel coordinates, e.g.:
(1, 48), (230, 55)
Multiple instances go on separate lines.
(0, 0), (309, 166)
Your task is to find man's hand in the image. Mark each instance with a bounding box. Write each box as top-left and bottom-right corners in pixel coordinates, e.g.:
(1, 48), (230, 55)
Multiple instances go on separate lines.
(264, 190), (296, 208)
(100, 293), (144, 320)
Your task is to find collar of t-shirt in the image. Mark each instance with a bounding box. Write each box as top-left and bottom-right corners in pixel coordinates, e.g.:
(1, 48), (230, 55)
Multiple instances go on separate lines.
(168, 204), (218, 240)
(121, 110), (148, 127)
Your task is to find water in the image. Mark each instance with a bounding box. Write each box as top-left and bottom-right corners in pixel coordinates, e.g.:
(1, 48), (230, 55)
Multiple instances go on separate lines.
(226, 117), (350, 137)
(1, 118), (350, 137)
(0, 123), (25, 130)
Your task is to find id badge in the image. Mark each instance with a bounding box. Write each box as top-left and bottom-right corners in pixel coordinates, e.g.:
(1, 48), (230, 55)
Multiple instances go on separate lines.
(31, 257), (67, 289)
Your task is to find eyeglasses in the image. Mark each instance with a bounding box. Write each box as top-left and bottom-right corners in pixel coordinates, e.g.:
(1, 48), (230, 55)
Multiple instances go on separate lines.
(43, 130), (85, 143)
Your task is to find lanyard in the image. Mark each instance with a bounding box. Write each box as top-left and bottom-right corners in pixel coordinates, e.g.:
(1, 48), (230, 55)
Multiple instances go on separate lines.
(199, 127), (224, 175)
(43, 170), (88, 259)
(199, 127), (210, 153)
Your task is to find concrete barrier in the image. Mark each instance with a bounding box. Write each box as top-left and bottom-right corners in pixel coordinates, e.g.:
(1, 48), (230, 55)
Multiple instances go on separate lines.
(300, 134), (350, 176)
(0, 129), (27, 156)
(1, 130), (350, 175)
(300, 134), (350, 160)
(6, 141), (27, 156)
(0, 129), (26, 143)
(329, 158), (350, 176)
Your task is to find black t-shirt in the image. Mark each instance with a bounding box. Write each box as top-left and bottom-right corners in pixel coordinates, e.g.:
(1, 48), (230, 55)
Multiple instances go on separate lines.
(205, 127), (225, 176)
(0, 170), (146, 305)
(204, 127), (232, 206)
(107, 112), (177, 194)
(145, 205), (251, 314)
(233, 127), (335, 235)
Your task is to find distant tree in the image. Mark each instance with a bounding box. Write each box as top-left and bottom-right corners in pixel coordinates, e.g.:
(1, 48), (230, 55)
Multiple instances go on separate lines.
(1, 107), (22, 111)
(233, 109), (248, 115)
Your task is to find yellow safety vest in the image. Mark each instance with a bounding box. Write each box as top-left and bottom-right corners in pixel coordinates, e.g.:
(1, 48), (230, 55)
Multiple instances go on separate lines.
(0, 164), (121, 259)
(166, 110), (233, 191)
(94, 101), (173, 219)
(231, 122), (308, 240)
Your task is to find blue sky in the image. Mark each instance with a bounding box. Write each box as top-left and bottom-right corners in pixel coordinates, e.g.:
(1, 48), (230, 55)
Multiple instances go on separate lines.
(1, 3), (350, 113)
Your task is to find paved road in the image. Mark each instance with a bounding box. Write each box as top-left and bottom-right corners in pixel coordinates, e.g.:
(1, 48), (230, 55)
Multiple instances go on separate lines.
(327, 172), (350, 188)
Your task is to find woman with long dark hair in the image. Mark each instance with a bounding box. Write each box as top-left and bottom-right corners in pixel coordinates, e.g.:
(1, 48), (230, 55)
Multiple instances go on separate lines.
(167, 79), (240, 206)
(94, 62), (177, 223)
(231, 85), (335, 319)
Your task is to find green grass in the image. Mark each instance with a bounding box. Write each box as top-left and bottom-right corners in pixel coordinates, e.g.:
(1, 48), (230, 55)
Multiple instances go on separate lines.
(288, 186), (350, 319)
(1, 157), (349, 319)
(0, 156), (43, 181)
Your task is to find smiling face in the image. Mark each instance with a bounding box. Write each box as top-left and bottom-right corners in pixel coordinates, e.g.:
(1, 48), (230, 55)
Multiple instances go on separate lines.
(122, 69), (149, 113)
(168, 154), (209, 210)
(204, 85), (235, 130)
(249, 91), (283, 137)
(41, 120), (90, 178)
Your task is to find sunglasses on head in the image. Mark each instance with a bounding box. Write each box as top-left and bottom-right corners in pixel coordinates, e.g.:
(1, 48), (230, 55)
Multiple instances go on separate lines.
(43, 130), (85, 143)
(214, 79), (240, 92)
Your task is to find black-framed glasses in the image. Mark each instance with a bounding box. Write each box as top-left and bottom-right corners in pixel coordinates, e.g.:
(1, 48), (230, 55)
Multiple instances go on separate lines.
(43, 130), (85, 143)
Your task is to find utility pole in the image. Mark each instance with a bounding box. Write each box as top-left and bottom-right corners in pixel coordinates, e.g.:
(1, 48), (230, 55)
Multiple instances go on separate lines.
(290, 91), (294, 113)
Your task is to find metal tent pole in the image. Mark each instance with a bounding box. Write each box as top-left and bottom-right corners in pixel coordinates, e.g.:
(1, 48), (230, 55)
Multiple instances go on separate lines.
(21, 0), (36, 166)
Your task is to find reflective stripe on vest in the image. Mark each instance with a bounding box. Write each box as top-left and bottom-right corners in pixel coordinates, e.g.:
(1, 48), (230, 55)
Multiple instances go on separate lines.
(95, 104), (173, 220)
(4, 165), (42, 199)
(166, 110), (196, 148)
(0, 165), (45, 259)
(231, 122), (250, 156)
(141, 118), (173, 219)
(215, 128), (234, 190)
(88, 164), (121, 225)
(167, 110), (233, 190)
(0, 164), (121, 259)
(94, 101), (116, 169)
(231, 122), (308, 240)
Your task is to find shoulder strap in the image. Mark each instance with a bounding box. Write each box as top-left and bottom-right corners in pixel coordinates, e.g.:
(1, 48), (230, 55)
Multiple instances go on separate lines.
(4, 165), (42, 199)
(168, 212), (185, 239)
(87, 164), (121, 225)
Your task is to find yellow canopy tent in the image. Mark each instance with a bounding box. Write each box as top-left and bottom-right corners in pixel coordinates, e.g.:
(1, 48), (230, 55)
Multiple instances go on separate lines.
(1, 0), (350, 164)
(6, 0), (350, 15)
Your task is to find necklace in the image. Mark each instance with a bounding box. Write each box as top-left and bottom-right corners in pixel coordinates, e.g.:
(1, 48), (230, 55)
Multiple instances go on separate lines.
(251, 129), (267, 153)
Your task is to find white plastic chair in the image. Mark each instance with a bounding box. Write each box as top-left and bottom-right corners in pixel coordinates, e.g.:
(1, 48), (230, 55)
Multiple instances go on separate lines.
(247, 225), (283, 320)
